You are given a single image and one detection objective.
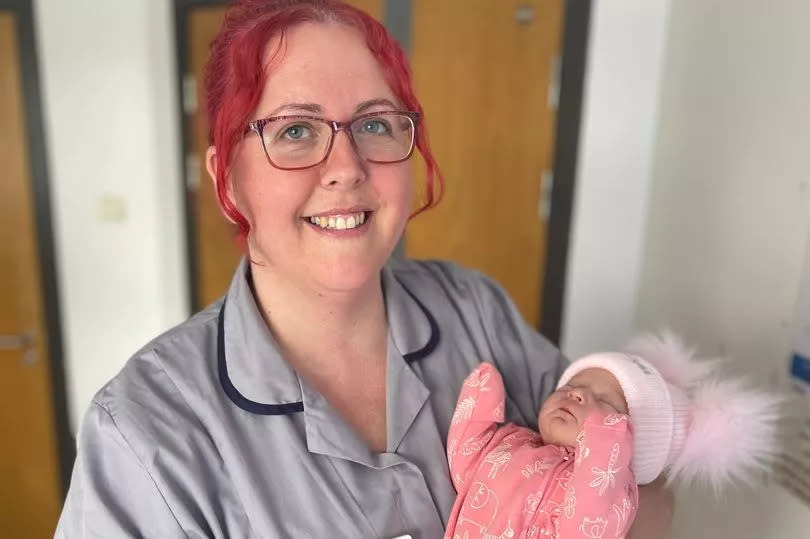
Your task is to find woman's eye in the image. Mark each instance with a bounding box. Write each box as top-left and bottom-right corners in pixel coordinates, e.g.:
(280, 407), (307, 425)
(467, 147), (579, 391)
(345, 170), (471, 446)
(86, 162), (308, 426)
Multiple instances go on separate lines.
(280, 124), (313, 140)
(361, 119), (391, 135)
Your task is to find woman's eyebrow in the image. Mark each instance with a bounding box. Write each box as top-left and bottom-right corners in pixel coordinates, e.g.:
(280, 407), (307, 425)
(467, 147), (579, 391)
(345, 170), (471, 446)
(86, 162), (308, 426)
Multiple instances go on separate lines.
(355, 98), (398, 114)
(267, 102), (324, 116)
(262, 99), (398, 118)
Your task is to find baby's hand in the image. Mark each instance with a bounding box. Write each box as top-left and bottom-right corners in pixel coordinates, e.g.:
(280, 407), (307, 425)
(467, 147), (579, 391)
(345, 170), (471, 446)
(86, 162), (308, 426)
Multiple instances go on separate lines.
(573, 411), (633, 466)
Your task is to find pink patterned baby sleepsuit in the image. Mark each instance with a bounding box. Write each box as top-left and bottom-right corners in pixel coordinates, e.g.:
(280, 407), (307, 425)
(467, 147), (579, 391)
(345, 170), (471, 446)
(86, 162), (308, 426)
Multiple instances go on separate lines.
(445, 363), (639, 539)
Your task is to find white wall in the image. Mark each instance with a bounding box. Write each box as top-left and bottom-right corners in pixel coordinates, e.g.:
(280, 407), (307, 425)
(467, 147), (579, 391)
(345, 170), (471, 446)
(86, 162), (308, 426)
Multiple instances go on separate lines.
(633, 0), (810, 536)
(561, 0), (671, 358)
(34, 0), (188, 433)
(564, 0), (810, 536)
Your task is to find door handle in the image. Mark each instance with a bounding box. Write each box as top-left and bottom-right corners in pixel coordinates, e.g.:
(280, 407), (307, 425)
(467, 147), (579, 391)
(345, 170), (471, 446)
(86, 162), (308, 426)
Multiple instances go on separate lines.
(0, 331), (38, 365)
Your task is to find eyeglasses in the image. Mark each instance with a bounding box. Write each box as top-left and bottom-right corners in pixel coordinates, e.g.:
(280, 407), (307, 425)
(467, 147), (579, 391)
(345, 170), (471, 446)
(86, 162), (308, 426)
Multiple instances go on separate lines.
(245, 111), (420, 171)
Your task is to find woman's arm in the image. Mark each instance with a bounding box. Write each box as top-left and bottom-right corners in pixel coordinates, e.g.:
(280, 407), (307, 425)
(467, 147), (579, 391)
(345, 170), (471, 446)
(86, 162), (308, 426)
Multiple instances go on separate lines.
(627, 475), (675, 539)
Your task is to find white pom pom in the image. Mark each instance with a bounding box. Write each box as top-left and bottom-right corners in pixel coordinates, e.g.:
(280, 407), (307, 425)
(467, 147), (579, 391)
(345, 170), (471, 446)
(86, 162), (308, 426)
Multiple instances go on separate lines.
(667, 377), (783, 492)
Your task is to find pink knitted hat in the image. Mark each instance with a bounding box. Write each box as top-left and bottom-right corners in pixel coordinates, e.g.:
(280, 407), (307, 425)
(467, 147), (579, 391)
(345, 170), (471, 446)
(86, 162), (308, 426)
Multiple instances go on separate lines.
(557, 332), (781, 489)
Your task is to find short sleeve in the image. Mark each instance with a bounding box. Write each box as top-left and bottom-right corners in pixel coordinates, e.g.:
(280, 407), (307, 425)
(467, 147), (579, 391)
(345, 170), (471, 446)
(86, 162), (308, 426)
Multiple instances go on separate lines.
(466, 270), (569, 428)
(55, 402), (186, 539)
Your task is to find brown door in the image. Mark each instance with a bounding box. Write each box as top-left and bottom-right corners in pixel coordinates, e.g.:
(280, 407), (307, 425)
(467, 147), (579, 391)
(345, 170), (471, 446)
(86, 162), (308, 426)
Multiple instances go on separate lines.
(0, 11), (63, 538)
(407, 0), (564, 328)
(185, 0), (384, 309)
(183, 1), (562, 327)
(187, 5), (241, 309)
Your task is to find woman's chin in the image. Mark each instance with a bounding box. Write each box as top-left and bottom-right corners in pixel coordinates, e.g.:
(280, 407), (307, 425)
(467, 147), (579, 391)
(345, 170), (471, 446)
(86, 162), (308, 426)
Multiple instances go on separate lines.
(248, 241), (391, 293)
(309, 262), (381, 293)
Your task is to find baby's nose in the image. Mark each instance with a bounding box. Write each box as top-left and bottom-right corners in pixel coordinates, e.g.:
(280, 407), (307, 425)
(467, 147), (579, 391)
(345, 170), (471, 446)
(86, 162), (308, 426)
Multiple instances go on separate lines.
(567, 388), (587, 403)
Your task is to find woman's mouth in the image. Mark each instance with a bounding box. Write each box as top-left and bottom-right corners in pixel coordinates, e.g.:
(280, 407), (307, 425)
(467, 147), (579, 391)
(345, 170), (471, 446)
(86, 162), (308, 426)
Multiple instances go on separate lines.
(305, 211), (371, 231)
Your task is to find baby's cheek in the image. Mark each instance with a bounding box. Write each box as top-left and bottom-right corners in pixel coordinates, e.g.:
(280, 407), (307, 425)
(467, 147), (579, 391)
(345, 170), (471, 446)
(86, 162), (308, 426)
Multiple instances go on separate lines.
(536, 404), (552, 427)
(538, 413), (555, 442)
(540, 392), (565, 414)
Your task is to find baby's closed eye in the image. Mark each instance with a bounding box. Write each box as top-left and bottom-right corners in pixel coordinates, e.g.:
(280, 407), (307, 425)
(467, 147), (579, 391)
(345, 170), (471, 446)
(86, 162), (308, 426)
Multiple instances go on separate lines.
(598, 397), (627, 414)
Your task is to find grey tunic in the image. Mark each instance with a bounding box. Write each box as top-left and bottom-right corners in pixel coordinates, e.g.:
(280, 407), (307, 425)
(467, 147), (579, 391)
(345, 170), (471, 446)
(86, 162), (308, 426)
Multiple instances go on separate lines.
(56, 258), (566, 538)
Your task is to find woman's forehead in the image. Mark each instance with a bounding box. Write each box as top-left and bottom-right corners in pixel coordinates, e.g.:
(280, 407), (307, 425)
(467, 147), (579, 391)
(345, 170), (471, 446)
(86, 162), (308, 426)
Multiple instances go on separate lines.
(256, 22), (397, 116)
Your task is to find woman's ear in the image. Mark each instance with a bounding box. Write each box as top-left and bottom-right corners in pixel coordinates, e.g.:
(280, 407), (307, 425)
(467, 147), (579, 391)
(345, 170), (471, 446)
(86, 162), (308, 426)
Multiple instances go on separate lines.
(204, 145), (239, 226)
(205, 145), (218, 185)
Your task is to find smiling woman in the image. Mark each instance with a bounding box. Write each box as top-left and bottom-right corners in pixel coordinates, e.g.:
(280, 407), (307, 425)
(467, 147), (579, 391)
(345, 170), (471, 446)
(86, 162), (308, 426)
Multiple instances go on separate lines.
(209, 21), (419, 295)
(55, 1), (671, 538)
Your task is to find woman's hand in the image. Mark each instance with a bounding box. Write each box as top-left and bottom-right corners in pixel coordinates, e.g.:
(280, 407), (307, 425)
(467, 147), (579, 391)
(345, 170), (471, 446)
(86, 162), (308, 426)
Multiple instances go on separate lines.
(628, 474), (675, 539)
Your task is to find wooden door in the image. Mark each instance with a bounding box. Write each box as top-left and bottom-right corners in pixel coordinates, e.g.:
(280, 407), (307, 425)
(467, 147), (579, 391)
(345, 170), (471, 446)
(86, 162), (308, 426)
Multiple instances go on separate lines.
(186, 0), (384, 309)
(187, 5), (239, 309)
(0, 11), (63, 538)
(407, 0), (564, 327)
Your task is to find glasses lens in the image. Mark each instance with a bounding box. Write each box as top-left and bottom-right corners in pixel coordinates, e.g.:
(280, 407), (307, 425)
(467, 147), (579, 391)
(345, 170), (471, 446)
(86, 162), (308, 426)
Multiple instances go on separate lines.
(262, 118), (331, 169)
(351, 113), (415, 163)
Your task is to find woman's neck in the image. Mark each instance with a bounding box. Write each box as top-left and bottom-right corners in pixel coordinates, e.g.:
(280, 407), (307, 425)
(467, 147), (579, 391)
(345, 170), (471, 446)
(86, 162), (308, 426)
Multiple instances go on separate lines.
(248, 261), (389, 376)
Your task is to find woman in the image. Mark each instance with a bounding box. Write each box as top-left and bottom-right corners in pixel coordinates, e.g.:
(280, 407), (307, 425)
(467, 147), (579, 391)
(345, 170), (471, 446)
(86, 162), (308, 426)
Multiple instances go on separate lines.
(56, 1), (673, 537)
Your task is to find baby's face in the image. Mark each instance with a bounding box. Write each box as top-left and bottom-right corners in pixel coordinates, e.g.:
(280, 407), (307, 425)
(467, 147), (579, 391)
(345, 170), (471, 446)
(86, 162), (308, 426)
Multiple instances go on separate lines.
(538, 368), (628, 447)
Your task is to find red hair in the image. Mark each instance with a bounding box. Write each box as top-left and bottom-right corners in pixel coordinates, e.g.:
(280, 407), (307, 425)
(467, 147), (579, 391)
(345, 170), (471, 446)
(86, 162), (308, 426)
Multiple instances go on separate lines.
(204, 0), (443, 241)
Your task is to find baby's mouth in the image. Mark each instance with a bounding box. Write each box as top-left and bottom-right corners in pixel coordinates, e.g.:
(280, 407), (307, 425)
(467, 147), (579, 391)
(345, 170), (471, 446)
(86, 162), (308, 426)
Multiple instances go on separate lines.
(559, 406), (577, 420)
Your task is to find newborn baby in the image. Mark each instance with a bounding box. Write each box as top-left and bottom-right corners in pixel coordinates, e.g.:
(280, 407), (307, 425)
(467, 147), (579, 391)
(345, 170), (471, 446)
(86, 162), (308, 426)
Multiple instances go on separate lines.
(444, 333), (781, 539)
(445, 362), (636, 539)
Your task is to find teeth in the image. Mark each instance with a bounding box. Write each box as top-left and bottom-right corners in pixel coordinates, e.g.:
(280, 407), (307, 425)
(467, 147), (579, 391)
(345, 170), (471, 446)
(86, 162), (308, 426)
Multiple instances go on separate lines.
(308, 212), (367, 231)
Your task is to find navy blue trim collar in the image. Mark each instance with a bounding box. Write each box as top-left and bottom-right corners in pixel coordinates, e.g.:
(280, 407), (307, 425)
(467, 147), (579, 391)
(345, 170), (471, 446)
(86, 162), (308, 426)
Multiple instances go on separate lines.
(217, 262), (440, 416)
(398, 278), (440, 362)
(217, 301), (305, 415)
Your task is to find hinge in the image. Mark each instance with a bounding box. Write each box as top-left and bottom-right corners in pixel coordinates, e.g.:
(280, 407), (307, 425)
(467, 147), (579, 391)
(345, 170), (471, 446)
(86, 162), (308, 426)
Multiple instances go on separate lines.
(547, 54), (561, 110)
(185, 153), (200, 191)
(182, 73), (197, 114)
(538, 170), (554, 221)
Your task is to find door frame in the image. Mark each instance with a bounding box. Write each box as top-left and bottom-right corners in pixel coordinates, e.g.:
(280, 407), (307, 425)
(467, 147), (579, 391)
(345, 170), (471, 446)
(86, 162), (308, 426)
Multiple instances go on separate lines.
(173, 0), (592, 346)
(174, 0), (224, 313)
(0, 0), (74, 494)
(540, 0), (591, 345)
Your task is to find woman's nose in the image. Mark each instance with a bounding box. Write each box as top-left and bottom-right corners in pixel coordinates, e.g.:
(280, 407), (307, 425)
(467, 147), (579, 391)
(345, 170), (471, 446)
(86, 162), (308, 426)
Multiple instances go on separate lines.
(320, 130), (366, 189)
